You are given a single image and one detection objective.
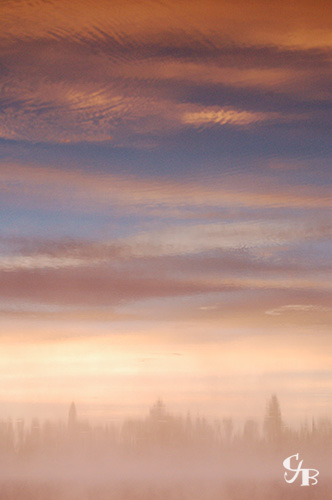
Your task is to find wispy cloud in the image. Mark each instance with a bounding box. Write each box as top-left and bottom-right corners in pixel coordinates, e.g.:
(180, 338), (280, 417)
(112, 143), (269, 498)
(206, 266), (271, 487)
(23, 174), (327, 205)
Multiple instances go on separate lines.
(2, 0), (332, 51)
(2, 0), (329, 145)
(0, 230), (330, 319)
(0, 78), (294, 143)
(1, 163), (331, 211)
(266, 304), (332, 316)
(181, 107), (280, 127)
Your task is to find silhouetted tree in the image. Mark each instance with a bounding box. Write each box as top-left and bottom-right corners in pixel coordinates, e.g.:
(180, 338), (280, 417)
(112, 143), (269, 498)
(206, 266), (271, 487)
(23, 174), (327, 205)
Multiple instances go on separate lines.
(243, 419), (259, 443)
(222, 417), (234, 446)
(68, 402), (78, 433)
(264, 394), (283, 444)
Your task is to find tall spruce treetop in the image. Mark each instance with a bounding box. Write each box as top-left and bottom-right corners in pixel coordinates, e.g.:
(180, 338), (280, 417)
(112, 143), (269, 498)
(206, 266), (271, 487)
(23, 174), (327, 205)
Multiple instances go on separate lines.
(264, 394), (283, 443)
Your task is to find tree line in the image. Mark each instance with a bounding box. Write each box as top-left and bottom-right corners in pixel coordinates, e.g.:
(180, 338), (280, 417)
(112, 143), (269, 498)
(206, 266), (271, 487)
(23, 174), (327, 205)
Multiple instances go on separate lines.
(1, 395), (331, 457)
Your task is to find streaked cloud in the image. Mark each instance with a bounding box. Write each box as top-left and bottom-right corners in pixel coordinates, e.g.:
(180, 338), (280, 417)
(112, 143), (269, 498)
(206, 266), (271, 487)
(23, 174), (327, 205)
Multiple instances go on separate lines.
(2, 0), (332, 51)
(118, 220), (330, 256)
(114, 60), (310, 91)
(1, 163), (331, 211)
(2, 1), (330, 145)
(181, 107), (278, 127)
(0, 230), (330, 319)
(0, 78), (293, 143)
(266, 304), (332, 316)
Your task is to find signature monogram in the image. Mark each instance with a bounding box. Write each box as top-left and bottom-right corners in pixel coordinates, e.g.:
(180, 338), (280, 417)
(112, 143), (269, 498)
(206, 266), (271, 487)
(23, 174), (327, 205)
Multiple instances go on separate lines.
(283, 453), (319, 486)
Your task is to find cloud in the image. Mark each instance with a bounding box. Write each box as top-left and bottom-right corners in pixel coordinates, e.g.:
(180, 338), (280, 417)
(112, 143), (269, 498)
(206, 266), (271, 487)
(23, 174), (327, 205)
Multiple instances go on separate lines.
(0, 264), (245, 307)
(0, 266), (330, 326)
(0, 228), (330, 318)
(116, 220), (331, 257)
(266, 304), (332, 316)
(1, 1), (328, 145)
(1, 0), (332, 51)
(0, 229), (330, 327)
(0, 73), (291, 143)
(181, 107), (279, 127)
(1, 162), (331, 212)
(114, 59), (310, 91)
(1, 212), (330, 273)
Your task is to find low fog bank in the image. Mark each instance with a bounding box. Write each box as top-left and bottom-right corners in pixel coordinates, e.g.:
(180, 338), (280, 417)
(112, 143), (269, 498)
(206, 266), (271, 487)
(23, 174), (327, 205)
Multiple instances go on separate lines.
(0, 447), (331, 483)
(1, 397), (332, 498)
(0, 478), (331, 500)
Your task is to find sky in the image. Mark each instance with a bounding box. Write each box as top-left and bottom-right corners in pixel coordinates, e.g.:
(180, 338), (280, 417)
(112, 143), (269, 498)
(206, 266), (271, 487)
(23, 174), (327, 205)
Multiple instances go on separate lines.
(0, 0), (331, 425)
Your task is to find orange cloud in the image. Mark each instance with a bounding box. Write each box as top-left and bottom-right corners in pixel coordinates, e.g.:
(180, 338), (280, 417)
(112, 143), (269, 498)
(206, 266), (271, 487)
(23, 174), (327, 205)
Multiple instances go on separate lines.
(115, 60), (313, 93)
(0, 73), (292, 142)
(2, 1), (329, 144)
(1, 162), (331, 210)
(1, 0), (332, 50)
(181, 107), (277, 127)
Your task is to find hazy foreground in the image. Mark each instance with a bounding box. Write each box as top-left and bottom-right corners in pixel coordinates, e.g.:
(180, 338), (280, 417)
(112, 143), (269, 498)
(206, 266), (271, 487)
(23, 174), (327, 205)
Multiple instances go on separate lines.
(1, 397), (332, 499)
